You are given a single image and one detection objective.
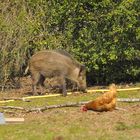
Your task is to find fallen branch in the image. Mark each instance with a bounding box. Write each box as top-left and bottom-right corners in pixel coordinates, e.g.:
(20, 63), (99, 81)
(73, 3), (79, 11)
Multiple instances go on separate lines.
(0, 102), (87, 113)
(117, 98), (140, 102)
(87, 87), (140, 93)
(0, 100), (127, 113)
(27, 102), (88, 113)
(0, 98), (139, 113)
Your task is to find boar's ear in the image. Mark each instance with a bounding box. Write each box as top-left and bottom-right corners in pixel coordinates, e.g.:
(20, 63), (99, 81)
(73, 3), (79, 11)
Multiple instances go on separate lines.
(79, 65), (85, 76)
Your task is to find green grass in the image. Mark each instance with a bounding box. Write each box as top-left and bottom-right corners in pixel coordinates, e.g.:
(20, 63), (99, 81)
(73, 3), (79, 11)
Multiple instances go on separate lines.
(116, 121), (140, 131)
(0, 90), (140, 140)
(1, 93), (97, 108)
(118, 90), (140, 98)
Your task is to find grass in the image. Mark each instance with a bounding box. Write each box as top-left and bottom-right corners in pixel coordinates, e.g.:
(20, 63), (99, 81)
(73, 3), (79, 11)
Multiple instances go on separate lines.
(116, 121), (140, 131)
(0, 89), (140, 140)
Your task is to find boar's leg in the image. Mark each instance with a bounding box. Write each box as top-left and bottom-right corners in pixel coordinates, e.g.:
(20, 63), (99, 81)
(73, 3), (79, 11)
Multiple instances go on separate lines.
(59, 77), (67, 96)
(32, 82), (37, 95)
(31, 72), (41, 95)
(39, 75), (46, 95)
(62, 82), (67, 96)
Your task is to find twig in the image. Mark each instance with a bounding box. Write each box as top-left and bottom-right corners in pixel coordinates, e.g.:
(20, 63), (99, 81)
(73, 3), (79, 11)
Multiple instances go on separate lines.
(3, 110), (19, 115)
(115, 107), (127, 111)
(3, 97), (30, 102)
(0, 106), (26, 111)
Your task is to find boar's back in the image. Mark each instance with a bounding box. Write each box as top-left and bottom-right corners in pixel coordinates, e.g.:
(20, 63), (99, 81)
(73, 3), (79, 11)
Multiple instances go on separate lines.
(29, 50), (81, 77)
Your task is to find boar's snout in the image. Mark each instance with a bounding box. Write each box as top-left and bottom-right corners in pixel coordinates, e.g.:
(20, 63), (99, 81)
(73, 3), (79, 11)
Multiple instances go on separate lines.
(76, 76), (87, 93)
(77, 80), (87, 93)
(80, 86), (87, 93)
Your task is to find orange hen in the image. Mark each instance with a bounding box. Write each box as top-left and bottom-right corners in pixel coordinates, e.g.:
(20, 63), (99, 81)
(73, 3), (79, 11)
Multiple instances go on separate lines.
(82, 84), (117, 112)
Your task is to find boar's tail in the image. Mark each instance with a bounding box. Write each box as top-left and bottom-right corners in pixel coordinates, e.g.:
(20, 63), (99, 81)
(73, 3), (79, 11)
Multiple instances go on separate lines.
(24, 66), (29, 75)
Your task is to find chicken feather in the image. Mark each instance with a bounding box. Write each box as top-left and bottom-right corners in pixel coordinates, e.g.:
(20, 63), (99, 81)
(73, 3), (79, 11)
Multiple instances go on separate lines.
(82, 84), (117, 112)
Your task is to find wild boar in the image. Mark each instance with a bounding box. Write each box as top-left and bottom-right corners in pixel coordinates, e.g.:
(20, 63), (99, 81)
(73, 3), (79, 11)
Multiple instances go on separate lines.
(28, 50), (87, 96)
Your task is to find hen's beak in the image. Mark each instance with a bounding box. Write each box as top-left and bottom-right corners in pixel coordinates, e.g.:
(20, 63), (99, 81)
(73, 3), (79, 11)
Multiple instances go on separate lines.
(81, 105), (87, 112)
